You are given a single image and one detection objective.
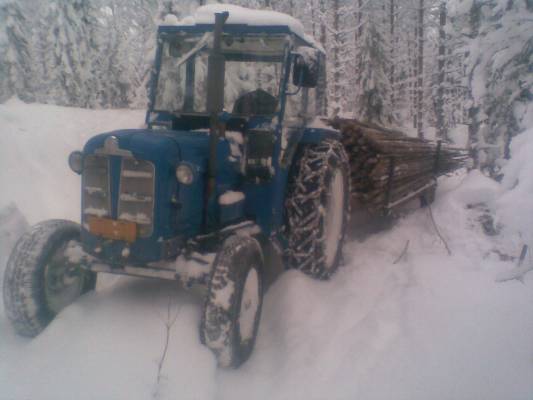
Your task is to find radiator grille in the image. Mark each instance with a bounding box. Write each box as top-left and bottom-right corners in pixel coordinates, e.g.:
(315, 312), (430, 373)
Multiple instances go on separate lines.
(117, 158), (155, 237)
(82, 154), (111, 223)
(82, 155), (155, 238)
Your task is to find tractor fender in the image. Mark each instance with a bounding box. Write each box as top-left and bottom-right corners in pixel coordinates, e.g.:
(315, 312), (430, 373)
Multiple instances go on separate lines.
(280, 126), (341, 171)
(299, 127), (341, 144)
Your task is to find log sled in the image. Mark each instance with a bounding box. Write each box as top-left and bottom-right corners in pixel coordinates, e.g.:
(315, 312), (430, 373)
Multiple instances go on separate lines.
(328, 117), (470, 213)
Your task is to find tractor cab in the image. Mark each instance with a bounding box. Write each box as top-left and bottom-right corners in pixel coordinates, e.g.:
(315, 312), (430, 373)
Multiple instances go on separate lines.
(148, 13), (325, 132)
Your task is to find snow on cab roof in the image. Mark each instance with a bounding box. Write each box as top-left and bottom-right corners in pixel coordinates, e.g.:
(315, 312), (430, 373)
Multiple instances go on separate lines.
(161, 4), (321, 50)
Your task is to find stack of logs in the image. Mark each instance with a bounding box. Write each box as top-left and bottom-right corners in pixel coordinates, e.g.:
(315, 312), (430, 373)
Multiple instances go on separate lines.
(329, 118), (470, 211)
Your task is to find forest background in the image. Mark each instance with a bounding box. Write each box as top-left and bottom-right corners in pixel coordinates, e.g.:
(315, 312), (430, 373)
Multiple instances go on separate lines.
(1, 0), (531, 176)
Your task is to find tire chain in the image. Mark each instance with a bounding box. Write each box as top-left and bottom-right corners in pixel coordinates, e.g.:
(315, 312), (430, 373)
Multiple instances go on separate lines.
(284, 139), (350, 279)
(201, 235), (263, 367)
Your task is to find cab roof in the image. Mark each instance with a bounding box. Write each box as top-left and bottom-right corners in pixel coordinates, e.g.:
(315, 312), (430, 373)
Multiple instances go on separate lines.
(159, 4), (323, 52)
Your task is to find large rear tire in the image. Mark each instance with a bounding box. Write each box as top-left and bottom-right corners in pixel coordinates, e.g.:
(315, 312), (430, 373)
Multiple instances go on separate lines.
(200, 235), (264, 368)
(3, 220), (96, 337)
(284, 139), (350, 280)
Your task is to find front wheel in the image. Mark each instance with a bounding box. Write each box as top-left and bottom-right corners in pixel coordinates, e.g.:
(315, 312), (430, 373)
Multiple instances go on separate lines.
(200, 235), (264, 368)
(3, 220), (96, 337)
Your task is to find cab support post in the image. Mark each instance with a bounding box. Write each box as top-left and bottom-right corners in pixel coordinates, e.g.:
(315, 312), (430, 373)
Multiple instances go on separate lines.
(205, 11), (229, 230)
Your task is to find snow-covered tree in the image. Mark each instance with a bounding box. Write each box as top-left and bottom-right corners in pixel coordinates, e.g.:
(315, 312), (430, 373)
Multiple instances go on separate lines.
(35, 1), (95, 106)
(0, 5), (12, 102)
(2, 1), (35, 103)
(0, 0), (529, 177)
(351, 0), (394, 124)
(449, 0), (533, 175)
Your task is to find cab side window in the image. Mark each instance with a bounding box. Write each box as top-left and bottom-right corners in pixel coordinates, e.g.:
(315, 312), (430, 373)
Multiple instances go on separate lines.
(284, 67), (304, 125)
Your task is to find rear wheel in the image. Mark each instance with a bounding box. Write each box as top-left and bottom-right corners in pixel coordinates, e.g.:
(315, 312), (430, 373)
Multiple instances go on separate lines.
(284, 139), (350, 280)
(3, 220), (96, 337)
(200, 235), (264, 368)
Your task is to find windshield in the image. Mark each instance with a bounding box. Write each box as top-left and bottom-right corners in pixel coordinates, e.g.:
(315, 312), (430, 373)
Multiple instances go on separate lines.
(154, 33), (287, 116)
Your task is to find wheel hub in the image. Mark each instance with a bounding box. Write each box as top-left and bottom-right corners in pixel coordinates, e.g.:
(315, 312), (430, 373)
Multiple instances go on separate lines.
(44, 242), (86, 314)
(323, 169), (345, 269)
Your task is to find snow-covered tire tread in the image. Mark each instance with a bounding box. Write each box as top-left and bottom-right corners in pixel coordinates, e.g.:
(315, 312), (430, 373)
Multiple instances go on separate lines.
(284, 139), (351, 280)
(3, 219), (95, 337)
(200, 235), (263, 368)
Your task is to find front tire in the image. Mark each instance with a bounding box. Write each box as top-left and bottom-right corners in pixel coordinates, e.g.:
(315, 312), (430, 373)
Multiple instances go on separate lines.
(284, 139), (350, 279)
(200, 235), (264, 368)
(3, 220), (96, 337)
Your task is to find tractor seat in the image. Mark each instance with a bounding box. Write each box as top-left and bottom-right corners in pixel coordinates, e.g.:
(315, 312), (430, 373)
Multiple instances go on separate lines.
(232, 89), (277, 116)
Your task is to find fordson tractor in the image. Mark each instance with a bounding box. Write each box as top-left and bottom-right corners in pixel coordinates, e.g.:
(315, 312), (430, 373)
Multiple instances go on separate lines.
(3, 8), (350, 367)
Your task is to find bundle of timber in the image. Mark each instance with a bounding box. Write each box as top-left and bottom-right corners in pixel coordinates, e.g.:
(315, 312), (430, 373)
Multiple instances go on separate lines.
(328, 118), (469, 211)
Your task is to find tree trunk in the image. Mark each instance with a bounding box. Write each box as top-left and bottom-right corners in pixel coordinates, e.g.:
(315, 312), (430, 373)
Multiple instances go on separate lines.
(406, 25), (414, 128)
(311, 0), (316, 37)
(317, 0), (328, 113)
(353, 0), (364, 112)
(436, 1), (448, 141)
(416, 0), (424, 138)
(331, 0), (341, 116)
(412, 25), (417, 129)
(288, 0), (295, 15)
(389, 0), (395, 112)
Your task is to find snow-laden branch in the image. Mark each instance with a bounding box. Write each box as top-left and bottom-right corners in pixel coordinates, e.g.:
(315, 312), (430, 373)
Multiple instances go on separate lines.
(153, 293), (181, 398)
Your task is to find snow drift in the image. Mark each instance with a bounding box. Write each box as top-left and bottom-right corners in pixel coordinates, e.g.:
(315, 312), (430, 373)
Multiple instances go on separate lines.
(496, 127), (533, 246)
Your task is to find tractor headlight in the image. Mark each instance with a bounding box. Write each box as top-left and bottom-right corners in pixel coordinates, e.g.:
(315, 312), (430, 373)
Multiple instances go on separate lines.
(68, 151), (83, 174)
(176, 164), (194, 185)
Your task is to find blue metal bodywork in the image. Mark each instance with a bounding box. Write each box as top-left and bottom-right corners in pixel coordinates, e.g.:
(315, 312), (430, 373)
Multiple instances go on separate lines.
(81, 129), (241, 264)
(80, 22), (339, 267)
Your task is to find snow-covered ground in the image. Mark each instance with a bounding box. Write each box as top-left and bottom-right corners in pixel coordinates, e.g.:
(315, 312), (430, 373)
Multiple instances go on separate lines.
(1, 100), (532, 400)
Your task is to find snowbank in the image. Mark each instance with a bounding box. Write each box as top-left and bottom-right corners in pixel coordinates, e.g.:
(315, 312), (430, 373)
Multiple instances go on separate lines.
(0, 203), (28, 269)
(451, 169), (502, 206)
(0, 203), (28, 324)
(495, 127), (533, 246)
(0, 98), (145, 225)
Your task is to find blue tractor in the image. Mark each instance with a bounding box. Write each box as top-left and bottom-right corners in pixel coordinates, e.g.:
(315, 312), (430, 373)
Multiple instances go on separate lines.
(3, 10), (350, 367)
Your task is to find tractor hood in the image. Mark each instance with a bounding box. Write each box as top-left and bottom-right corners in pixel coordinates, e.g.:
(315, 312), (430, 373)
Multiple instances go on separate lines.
(80, 128), (241, 265)
(83, 128), (210, 169)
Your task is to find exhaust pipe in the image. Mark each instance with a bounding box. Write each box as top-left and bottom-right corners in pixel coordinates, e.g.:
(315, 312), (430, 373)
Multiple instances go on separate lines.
(205, 11), (229, 229)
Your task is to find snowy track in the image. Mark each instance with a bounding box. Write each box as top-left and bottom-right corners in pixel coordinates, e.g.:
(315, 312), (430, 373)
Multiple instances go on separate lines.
(1, 101), (532, 400)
